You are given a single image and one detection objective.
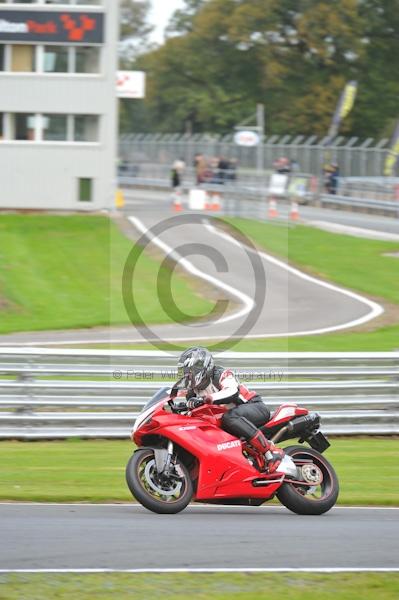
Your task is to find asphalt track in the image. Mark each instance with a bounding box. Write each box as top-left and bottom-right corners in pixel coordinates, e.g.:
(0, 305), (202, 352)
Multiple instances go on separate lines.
(0, 196), (386, 346)
(1, 504), (398, 570)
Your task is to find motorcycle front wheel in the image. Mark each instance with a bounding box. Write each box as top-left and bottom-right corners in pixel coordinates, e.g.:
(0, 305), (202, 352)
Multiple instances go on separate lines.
(277, 445), (339, 515)
(126, 448), (193, 514)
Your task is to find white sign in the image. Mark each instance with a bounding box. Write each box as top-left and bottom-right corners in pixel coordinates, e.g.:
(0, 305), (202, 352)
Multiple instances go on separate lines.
(189, 189), (207, 210)
(234, 130), (260, 147)
(117, 71), (146, 99)
(268, 174), (288, 196)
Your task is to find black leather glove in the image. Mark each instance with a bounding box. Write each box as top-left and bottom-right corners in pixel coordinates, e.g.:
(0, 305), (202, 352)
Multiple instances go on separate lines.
(186, 397), (205, 410)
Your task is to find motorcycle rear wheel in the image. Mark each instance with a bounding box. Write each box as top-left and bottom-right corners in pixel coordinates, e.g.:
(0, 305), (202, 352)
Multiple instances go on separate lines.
(277, 445), (339, 515)
(126, 448), (193, 514)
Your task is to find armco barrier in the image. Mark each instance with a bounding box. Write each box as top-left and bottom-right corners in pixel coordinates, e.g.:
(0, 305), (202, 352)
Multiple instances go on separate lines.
(0, 349), (398, 439)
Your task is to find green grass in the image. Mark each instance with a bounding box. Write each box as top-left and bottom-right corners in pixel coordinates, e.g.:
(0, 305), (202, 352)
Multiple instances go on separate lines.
(76, 218), (399, 352)
(85, 321), (399, 352)
(224, 218), (399, 304)
(219, 218), (399, 351)
(0, 573), (398, 600)
(1, 438), (398, 505)
(0, 214), (212, 333)
(103, 217), (398, 353)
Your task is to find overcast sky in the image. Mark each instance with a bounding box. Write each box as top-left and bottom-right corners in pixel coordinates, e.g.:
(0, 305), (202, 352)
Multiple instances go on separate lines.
(149, 0), (185, 44)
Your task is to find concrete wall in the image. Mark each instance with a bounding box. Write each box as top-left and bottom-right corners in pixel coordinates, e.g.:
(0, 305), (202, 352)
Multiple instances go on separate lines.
(0, 1), (118, 211)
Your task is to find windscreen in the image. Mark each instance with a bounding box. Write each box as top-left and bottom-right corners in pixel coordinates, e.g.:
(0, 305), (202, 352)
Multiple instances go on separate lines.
(141, 386), (171, 412)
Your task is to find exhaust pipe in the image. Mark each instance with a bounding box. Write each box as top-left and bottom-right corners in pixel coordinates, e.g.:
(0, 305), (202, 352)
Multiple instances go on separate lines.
(271, 413), (320, 444)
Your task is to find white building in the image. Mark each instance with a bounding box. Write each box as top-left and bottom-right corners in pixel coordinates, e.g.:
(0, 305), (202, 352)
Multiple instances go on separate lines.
(0, 0), (118, 210)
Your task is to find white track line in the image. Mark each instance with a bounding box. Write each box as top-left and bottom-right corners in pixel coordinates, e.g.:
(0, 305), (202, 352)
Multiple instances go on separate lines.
(129, 216), (254, 326)
(205, 222), (384, 337)
(308, 220), (399, 242)
(0, 218), (385, 346)
(1, 568), (398, 573)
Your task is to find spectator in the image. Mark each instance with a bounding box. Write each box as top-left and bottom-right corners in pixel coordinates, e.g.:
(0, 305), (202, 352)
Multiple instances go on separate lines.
(227, 158), (238, 182)
(194, 153), (207, 185)
(290, 159), (300, 172)
(330, 163), (339, 195)
(171, 158), (185, 191)
(217, 156), (230, 183)
(274, 157), (292, 174)
(323, 163), (339, 195)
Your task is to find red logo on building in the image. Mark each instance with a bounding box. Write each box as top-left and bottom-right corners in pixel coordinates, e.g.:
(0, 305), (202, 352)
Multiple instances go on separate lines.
(60, 14), (96, 41)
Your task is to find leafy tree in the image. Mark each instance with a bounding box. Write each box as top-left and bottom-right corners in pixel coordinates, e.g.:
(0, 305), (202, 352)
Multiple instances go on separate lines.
(120, 0), (399, 138)
(119, 0), (153, 65)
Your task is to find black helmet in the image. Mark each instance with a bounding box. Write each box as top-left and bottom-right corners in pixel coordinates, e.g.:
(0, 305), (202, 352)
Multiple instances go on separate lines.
(177, 347), (214, 390)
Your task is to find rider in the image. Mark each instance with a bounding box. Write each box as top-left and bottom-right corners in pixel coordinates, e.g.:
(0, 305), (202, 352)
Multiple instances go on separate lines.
(173, 346), (284, 474)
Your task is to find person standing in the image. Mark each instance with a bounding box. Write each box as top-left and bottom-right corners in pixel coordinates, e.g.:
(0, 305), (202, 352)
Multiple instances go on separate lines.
(171, 158), (185, 190)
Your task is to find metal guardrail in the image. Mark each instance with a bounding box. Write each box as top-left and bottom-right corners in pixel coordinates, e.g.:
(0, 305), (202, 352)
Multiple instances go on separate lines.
(119, 165), (399, 216)
(0, 349), (398, 439)
(319, 194), (399, 214)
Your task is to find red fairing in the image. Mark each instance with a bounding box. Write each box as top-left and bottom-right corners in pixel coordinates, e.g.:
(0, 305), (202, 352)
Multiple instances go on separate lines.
(266, 403), (309, 427)
(132, 399), (284, 502)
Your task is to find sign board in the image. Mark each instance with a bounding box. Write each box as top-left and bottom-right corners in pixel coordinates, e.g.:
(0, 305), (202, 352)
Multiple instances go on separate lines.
(189, 189), (207, 210)
(0, 10), (104, 44)
(234, 130), (260, 147)
(117, 71), (146, 99)
(288, 176), (308, 198)
(268, 174), (288, 196)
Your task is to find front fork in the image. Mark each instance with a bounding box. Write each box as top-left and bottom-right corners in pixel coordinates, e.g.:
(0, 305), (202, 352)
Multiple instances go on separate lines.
(154, 440), (174, 476)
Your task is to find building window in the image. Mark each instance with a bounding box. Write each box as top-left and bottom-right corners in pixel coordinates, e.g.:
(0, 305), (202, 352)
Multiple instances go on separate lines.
(43, 46), (69, 73)
(43, 114), (68, 141)
(11, 113), (37, 141)
(78, 178), (93, 202)
(74, 115), (99, 142)
(4, 113), (100, 143)
(2, 44), (101, 74)
(10, 45), (35, 72)
(75, 46), (100, 73)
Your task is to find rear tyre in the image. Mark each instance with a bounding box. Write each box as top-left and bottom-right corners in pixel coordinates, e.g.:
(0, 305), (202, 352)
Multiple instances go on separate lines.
(277, 445), (339, 515)
(126, 449), (193, 514)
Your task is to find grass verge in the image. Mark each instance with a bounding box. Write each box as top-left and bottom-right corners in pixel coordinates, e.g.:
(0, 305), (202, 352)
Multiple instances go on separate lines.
(0, 214), (212, 333)
(1, 438), (398, 505)
(218, 218), (399, 352)
(0, 573), (398, 599)
(79, 218), (399, 351)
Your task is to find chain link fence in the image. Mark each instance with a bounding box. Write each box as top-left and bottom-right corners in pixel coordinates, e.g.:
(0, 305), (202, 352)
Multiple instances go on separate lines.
(119, 134), (393, 179)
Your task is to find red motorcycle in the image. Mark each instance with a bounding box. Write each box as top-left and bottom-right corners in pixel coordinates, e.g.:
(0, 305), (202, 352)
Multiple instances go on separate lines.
(126, 387), (339, 515)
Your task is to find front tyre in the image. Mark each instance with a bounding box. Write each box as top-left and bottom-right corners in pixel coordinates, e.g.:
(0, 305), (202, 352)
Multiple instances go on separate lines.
(277, 445), (339, 515)
(126, 449), (193, 514)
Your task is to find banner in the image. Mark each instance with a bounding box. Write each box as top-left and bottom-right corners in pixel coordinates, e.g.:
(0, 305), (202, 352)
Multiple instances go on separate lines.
(0, 10), (104, 44)
(117, 71), (146, 99)
(384, 121), (399, 177)
(328, 81), (358, 139)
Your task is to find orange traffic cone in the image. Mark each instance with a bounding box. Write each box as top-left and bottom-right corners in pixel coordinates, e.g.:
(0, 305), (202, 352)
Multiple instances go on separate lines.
(172, 189), (183, 211)
(268, 198), (278, 218)
(290, 200), (299, 221)
(211, 192), (222, 211)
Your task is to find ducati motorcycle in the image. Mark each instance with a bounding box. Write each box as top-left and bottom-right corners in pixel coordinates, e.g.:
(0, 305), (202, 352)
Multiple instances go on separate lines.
(126, 387), (339, 515)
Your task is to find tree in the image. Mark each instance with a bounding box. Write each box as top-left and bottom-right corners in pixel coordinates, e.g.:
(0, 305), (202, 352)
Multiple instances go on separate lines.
(119, 0), (153, 65)
(166, 0), (208, 36)
(121, 0), (399, 138)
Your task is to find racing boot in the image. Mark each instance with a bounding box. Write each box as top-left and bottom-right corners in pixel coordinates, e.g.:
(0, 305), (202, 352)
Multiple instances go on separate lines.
(248, 430), (285, 474)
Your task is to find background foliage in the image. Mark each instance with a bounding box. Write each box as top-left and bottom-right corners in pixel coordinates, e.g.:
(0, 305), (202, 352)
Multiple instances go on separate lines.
(119, 0), (399, 138)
